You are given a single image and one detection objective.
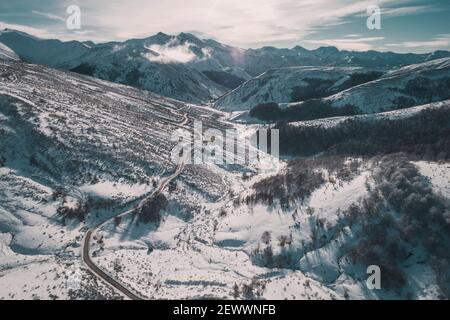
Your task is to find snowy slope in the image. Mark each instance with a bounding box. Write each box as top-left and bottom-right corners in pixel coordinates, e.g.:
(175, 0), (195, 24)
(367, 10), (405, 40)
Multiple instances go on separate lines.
(0, 59), (231, 196)
(0, 29), (89, 67)
(0, 59), (232, 298)
(214, 66), (372, 111)
(0, 43), (19, 61)
(325, 57), (450, 113)
(217, 57), (450, 113)
(288, 99), (450, 129)
(1, 33), (449, 300)
(414, 161), (450, 198)
(0, 59), (342, 300)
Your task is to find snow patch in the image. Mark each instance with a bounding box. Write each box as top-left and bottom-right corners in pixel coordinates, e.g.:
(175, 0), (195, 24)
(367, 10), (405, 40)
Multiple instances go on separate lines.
(414, 161), (450, 198)
(80, 181), (149, 199)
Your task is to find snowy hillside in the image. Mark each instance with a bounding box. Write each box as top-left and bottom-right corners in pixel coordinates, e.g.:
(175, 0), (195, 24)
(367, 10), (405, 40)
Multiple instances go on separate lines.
(214, 66), (382, 111)
(0, 59), (342, 300)
(0, 43), (19, 61)
(237, 58), (450, 124)
(0, 29), (89, 67)
(325, 57), (450, 113)
(240, 98), (450, 299)
(1, 29), (449, 301)
(287, 99), (450, 129)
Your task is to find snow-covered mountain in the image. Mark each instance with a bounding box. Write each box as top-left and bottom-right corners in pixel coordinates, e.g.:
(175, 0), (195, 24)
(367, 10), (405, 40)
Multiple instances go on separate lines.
(233, 45), (450, 76)
(226, 57), (450, 117)
(214, 66), (383, 111)
(287, 99), (450, 130)
(0, 30), (250, 104)
(0, 29), (89, 66)
(2, 29), (450, 105)
(325, 57), (450, 113)
(64, 32), (249, 104)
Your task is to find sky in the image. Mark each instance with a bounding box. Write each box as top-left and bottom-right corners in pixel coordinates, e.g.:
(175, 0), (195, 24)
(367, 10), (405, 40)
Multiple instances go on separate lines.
(0, 0), (449, 53)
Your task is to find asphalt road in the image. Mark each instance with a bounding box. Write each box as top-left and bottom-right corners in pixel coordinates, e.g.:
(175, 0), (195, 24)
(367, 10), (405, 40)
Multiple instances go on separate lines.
(81, 147), (186, 299)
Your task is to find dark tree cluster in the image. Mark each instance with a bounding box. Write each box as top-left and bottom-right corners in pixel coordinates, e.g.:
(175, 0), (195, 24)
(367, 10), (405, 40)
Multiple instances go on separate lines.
(290, 78), (336, 102)
(70, 63), (96, 76)
(335, 71), (383, 92)
(343, 154), (450, 296)
(249, 102), (283, 122)
(289, 72), (383, 103)
(403, 76), (450, 103)
(276, 104), (450, 159)
(57, 200), (89, 221)
(249, 165), (324, 208)
(249, 156), (360, 208)
(251, 242), (295, 269)
(249, 99), (359, 123)
(125, 68), (144, 87)
(137, 193), (168, 223)
(202, 71), (245, 90)
(52, 187), (67, 200)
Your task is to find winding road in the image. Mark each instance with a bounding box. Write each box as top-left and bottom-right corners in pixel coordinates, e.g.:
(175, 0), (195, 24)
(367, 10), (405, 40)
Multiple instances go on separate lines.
(81, 114), (188, 299)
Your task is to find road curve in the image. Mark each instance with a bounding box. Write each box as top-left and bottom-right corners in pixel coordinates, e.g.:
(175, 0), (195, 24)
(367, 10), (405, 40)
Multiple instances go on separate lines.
(82, 160), (185, 300)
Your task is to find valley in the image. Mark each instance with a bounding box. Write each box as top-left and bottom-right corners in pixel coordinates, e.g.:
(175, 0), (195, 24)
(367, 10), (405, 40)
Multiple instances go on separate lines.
(0, 29), (449, 301)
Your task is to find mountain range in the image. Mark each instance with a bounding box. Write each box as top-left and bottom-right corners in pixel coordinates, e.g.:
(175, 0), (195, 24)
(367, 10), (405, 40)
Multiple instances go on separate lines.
(216, 57), (450, 113)
(1, 28), (450, 104)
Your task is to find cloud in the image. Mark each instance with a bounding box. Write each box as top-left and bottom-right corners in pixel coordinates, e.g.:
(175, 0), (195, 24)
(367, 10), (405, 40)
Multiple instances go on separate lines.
(32, 10), (65, 22)
(0, 20), (110, 43)
(345, 34), (362, 38)
(144, 40), (200, 64)
(382, 5), (438, 17)
(354, 5), (437, 18)
(305, 37), (385, 51)
(1, 0), (448, 51)
(66, 0), (414, 47)
(386, 34), (450, 49)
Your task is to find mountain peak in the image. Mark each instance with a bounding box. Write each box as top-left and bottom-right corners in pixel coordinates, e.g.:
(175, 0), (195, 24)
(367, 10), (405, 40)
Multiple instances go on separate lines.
(313, 46), (340, 57)
(134, 32), (172, 45)
(177, 32), (195, 37)
(314, 46), (339, 53)
(155, 31), (169, 37)
(176, 32), (203, 45)
(0, 28), (40, 40)
(292, 45), (308, 52)
(260, 46), (278, 51)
